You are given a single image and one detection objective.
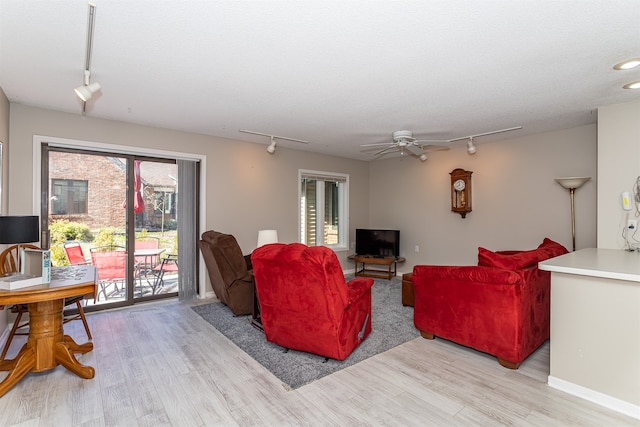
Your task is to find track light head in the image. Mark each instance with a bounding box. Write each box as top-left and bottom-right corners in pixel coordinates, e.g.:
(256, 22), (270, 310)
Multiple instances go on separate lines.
(267, 137), (277, 154)
(74, 81), (101, 102)
(419, 153), (428, 162)
(466, 138), (477, 155)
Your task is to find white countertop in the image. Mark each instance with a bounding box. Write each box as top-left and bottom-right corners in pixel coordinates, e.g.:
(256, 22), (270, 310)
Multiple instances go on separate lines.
(539, 248), (640, 282)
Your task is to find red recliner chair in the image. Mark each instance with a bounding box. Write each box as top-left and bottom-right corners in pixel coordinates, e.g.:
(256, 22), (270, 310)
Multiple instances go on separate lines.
(251, 243), (374, 361)
(413, 238), (568, 369)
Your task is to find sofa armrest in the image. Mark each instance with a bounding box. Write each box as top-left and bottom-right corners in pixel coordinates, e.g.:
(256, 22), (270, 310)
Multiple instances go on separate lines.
(346, 277), (374, 304)
(413, 265), (523, 285)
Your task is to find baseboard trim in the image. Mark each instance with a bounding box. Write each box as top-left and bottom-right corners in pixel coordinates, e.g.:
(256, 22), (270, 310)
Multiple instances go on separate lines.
(548, 375), (640, 420)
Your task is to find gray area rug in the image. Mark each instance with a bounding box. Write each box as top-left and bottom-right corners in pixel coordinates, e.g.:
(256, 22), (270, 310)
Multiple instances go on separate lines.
(191, 275), (418, 389)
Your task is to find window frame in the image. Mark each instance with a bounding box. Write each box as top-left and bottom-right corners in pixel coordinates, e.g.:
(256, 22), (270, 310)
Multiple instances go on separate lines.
(298, 169), (349, 251)
(50, 178), (89, 215)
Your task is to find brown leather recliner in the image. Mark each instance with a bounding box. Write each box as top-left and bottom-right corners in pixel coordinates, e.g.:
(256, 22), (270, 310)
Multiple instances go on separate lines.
(198, 230), (254, 315)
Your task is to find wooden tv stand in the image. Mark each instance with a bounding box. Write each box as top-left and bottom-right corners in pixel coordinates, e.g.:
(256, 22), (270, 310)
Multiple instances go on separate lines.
(348, 255), (405, 280)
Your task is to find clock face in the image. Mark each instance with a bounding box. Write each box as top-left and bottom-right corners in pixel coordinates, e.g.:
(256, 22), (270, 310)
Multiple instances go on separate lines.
(453, 179), (466, 191)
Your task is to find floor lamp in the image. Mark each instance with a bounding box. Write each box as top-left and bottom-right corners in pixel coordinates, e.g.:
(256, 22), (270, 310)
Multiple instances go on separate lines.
(0, 215), (40, 275)
(256, 229), (278, 248)
(554, 177), (591, 252)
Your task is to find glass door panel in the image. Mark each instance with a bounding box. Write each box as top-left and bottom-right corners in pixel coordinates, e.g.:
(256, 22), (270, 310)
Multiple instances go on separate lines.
(48, 150), (131, 307)
(45, 149), (180, 310)
(133, 160), (178, 299)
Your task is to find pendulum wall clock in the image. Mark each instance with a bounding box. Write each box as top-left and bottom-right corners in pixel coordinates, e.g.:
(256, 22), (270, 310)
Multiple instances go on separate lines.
(450, 168), (473, 218)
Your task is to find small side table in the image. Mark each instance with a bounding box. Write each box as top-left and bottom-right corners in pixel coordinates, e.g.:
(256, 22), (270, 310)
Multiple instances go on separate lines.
(348, 255), (405, 280)
(402, 272), (414, 307)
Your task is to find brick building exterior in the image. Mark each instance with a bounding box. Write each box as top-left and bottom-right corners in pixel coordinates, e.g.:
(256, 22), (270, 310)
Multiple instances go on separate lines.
(48, 152), (176, 232)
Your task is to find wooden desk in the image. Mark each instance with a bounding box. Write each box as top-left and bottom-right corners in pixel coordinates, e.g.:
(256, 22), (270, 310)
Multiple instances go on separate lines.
(0, 265), (97, 397)
(349, 255), (405, 280)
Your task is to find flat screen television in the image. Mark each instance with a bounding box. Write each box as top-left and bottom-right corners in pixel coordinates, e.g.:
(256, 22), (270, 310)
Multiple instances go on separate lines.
(355, 229), (400, 258)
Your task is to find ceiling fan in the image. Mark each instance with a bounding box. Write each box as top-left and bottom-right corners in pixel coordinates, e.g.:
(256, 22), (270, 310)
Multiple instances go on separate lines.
(361, 130), (450, 161)
(361, 126), (523, 161)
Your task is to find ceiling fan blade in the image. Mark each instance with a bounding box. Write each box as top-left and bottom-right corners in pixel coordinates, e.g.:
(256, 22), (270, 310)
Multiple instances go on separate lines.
(413, 139), (451, 146)
(373, 145), (400, 156)
(405, 144), (423, 156)
(420, 145), (451, 152)
(360, 142), (394, 147)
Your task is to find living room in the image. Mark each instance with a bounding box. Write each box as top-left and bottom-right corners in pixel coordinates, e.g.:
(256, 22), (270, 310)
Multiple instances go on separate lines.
(0, 1), (640, 425)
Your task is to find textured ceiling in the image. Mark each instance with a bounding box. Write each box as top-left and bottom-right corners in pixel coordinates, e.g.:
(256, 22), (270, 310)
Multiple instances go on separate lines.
(1, 1), (639, 161)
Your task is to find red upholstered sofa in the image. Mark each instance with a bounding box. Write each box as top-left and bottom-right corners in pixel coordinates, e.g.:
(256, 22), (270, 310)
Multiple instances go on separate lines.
(251, 243), (374, 360)
(413, 238), (568, 369)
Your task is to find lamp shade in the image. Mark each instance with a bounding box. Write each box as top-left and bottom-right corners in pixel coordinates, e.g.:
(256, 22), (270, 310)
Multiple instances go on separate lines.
(257, 229), (278, 247)
(554, 177), (591, 190)
(0, 216), (40, 244)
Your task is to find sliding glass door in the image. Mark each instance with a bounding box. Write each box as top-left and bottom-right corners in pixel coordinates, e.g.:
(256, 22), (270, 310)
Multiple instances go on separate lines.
(41, 145), (187, 310)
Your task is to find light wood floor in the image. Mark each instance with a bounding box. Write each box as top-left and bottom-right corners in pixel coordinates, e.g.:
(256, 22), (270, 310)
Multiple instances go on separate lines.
(0, 298), (637, 427)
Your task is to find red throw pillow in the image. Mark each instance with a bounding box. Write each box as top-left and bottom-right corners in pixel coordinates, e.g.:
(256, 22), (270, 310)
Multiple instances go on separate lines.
(478, 238), (569, 270)
(537, 238), (569, 259)
(477, 247), (540, 270)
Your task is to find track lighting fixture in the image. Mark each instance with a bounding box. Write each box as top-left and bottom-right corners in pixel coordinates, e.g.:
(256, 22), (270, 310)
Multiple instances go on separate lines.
(75, 3), (99, 110)
(74, 82), (101, 101)
(74, 70), (101, 101)
(239, 129), (309, 155)
(466, 138), (477, 155)
(267, 137), (277, 154)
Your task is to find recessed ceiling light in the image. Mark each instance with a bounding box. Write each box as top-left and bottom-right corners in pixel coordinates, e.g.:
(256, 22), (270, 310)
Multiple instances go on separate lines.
(613, 58), (640, 70)
(623, 81), (640, 89)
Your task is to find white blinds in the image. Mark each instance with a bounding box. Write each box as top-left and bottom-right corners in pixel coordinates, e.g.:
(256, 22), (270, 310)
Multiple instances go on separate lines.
(300, 172), (347, 183)
(177, 159), (198, 300)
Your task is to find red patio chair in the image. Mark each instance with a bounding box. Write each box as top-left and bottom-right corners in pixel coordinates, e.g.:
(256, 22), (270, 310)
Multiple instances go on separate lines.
(134, 237), (161, 268)
(152, 254), (178, 294)
(64, 241), (90, 265)
(90, 247), (127, 301)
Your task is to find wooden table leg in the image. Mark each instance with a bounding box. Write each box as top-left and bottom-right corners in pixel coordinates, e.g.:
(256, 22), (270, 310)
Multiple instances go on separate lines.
(55, 340), (94, 379)
(55, 335), (94, 378)
(0, 298), (95, 397)
(0, 346), (36, 397)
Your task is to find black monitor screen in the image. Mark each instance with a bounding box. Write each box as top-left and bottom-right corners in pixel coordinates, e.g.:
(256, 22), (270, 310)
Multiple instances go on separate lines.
(355, 229), (400, 257)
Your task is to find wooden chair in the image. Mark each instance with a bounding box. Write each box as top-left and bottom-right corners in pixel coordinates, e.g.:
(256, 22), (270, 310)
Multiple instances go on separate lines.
(0, 244), (92, 360)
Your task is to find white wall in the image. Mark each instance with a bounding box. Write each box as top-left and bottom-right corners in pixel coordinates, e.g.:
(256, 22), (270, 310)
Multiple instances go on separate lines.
(7, 104), (370, 287)
(597, 98), (640, 249)
(368, 125), (597, 270)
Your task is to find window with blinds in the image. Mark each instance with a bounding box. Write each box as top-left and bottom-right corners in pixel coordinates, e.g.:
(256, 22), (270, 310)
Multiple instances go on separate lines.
(299, 170), (348, 250)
